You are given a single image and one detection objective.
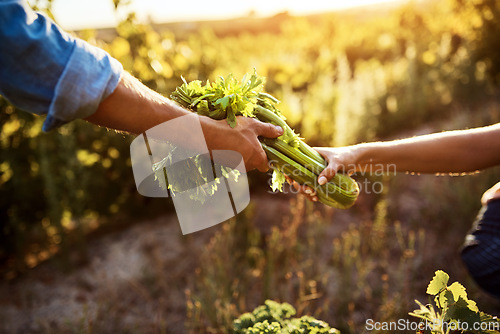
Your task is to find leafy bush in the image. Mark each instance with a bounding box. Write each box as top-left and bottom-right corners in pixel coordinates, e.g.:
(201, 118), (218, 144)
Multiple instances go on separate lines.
(233, 300), (340, 334)
(2, 0), (500, 282)
(410, 270), (500, 334)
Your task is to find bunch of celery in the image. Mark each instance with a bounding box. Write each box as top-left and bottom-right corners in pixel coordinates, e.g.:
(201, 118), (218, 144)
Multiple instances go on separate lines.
(168, 71), (359, 208)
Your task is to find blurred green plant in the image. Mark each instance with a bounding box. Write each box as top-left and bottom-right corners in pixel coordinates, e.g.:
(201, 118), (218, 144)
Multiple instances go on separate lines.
(233, 300), (340, 334)
(185, 190), (432, 333)
(452, 0), (500, 84)
(410, 270), (500, 334)
(2, 0), (500, 284)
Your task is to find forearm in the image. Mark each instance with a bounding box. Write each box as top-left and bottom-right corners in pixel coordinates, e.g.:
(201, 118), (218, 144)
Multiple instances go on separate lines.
(351, 124), (500, 174)
(85, 72), (233, 154)
(86, 72), (192, 134)
(85, 72), (283, 172)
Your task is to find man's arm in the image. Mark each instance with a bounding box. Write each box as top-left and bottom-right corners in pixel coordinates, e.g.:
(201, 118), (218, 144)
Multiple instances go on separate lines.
(86, 72), (283, 172)
(0, 0), (122, 131)
(0, 2), (281, 172)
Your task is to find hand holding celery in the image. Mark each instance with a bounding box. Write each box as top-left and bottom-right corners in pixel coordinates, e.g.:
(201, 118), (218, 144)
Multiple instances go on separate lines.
(168, 71), (359, 208)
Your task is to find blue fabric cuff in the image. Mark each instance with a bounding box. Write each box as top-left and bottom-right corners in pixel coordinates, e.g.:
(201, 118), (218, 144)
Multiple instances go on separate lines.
(42, 38), (123, 131)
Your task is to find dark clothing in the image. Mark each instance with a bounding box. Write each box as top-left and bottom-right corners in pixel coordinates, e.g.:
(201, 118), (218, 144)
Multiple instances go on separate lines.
(461, 198), (500, 299)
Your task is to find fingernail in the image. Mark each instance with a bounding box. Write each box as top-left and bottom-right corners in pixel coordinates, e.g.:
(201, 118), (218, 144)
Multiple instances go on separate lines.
(318, 176), (327, 185)
(276, 126), (283, 135)
(312, 196), (318, 202)
(305, 189), (312, 194)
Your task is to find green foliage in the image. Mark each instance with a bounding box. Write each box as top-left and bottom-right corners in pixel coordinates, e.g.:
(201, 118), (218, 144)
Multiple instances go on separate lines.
(169, 71), (359, 208)
(0, 104), (153, 276)
(2, 2), (500, 333)
(426, 270), (450, 295)
(171, 71), (268, 127)
(185, 191), (435, 334)
(170, 72), (288, 194)
(154, 71), (281, 203)
(410, 270), (500, 334)
(233, 300), (340, 334)
(2, 0), (500, 281)
(452, 0), (500, 84)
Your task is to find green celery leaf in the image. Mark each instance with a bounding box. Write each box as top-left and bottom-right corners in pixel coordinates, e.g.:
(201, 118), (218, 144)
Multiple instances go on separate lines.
(196, 100), (210, 115)
(216, 96), (230, 110)
(271, 170), (286, 192)
(226, 109), (237, 128)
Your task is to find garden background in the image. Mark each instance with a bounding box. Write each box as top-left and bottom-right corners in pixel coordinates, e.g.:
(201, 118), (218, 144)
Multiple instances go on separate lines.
(1, 0), (500, 333)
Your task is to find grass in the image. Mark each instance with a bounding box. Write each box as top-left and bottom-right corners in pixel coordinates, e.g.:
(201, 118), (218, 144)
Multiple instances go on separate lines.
(184, 191), (426, 333)
(2, 2), (500, 329)
(2, 169), (499, 334)
(182, 103), (500, 334)
(1, 101), (499, 334)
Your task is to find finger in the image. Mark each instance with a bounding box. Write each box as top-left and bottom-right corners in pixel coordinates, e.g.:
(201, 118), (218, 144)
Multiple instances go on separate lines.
(303, 187), (316, 196)
(481, 181), (500, 205)
(253, 120), (283, 138)
(317, 163), (338, 186)
(299, 188), (317, 202)
(312, 147), (337, 185)
(255, 149), (270, 173)
(292, 180), (316, 197)
(257, 165), (270, 173)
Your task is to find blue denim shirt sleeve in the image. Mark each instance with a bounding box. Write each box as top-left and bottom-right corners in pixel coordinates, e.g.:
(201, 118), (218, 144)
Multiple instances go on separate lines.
(0, 0), (123, 131)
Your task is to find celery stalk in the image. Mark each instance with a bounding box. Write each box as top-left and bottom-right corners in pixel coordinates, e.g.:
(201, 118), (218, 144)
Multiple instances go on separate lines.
(261, 138), (358, 194)
(169, 71), (360, 208)
(261, 143), (358, 209)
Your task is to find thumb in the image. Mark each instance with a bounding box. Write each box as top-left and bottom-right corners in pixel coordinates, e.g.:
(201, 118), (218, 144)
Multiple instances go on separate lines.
(254, 120), (283, 138)
(317, 162), (338, 186)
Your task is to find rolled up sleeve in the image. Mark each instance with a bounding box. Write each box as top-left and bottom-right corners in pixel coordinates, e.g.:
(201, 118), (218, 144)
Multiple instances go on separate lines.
(0, 0), (123, 131)
(44, 38), (123, 131)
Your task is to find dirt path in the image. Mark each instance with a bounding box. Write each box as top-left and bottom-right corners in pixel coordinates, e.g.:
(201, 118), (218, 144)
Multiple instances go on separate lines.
(0, 214), (213, 333)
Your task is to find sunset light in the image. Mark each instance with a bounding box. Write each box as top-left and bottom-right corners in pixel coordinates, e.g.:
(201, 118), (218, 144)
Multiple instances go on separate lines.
(45, 0), (404, 30)
(4, 0), (500, 332)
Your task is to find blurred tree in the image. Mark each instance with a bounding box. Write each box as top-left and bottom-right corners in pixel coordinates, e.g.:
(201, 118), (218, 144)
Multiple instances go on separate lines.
(3, 0), (499, 279)
(453, 0), (500, 84)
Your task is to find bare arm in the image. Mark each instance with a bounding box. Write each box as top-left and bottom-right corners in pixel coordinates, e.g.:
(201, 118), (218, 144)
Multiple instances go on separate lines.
(85, 72), (283, 172)
(316, 123), (500, 184)
(290, 123), (500, 202)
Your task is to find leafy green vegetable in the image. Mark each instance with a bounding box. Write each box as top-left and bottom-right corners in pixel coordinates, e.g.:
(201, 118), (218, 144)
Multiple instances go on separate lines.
(168, 70), (359, 208)
(233, 300), (340, 334)
(171, 71), (266, 128)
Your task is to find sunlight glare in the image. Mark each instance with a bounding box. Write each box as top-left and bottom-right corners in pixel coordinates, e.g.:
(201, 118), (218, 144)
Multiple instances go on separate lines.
(49, 0), (402, 30)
